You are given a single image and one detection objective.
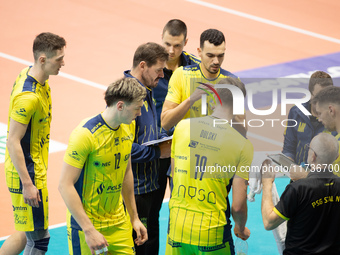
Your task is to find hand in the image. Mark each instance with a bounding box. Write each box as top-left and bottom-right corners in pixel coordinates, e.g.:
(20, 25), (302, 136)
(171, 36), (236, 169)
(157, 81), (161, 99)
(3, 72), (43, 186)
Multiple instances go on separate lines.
(23, 183), (41, 208)
(132, 219), (148, 246)
(84, 228), (109, 255)
(234, 225), (250, 241)
(261, 159), (275, 185)
(159, 141), (171, 159)
(189, 82), (215, 105)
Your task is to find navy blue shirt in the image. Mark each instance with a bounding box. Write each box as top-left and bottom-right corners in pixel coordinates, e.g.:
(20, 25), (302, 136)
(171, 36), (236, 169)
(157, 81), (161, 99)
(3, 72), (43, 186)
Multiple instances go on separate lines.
(282, 102), (329, 165)
(124, 71), (161, 195)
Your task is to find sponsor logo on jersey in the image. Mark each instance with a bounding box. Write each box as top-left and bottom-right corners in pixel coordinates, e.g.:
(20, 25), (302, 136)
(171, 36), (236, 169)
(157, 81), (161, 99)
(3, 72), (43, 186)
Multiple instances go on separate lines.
(68, 151), (80, 161)
(16, 108), (27, 117)
(188, 140), (199, 148)
(114, 137), (120, 146)
(124, 154), (130, 161)
(121, 134), (133, 143)
(91, 122), (102, 134)
(97, 183), (122, 195)
(13, 205), (27, 211)
(14, 214), (28, 225)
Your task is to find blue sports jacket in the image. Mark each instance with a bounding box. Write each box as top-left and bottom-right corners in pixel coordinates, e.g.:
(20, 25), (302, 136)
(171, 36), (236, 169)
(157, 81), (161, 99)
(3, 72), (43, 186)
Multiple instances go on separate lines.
(124, 71), (161, 195)
(282, 102), (325, 165)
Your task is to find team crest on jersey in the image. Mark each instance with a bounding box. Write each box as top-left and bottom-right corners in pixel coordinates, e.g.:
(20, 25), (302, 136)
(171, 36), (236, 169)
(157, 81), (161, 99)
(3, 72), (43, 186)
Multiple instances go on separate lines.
(114, 137), (120, 146)
(121, 134), (134, 143)
(188, 140), (199, 148)
(143, 101), (148, 112)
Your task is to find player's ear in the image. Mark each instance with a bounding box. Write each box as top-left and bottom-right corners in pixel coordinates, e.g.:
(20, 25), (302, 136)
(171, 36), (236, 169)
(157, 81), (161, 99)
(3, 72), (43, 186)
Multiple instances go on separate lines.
(117, 101), (124, 111)
(329, 105), (335, 116)
(184, 38), (188, 47)
(197, 47), (202, 58)
(139, 61), (146, 70)
(39, 54), (47, 65)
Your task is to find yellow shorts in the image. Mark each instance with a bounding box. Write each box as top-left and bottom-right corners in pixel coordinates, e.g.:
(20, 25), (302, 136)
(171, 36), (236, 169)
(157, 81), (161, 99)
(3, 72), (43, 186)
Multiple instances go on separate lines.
(68, 220), (135, 255)
(9, 187), (49, 232)
(165, 236), (235, 255)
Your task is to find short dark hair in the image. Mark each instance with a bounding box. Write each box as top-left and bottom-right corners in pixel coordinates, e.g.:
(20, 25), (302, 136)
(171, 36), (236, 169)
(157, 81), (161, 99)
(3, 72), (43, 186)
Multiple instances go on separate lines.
(200, 29), (225, 48)
(162, 19), (187, 40)
(311, 86), (340, 106)
(216, 77), (246, 106)
(132, 42), (169, 68)
(105, 77), (146, 107)
(33, 32), (66, 61)
(309, 71), (333, 93)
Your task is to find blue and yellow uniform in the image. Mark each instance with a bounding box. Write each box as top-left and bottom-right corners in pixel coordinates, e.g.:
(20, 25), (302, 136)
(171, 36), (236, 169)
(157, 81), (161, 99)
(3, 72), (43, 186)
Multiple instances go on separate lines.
(282, 102), (326, 165)
(165, 63), (238, 120)
(5, 66), (51, 231)
(64, 114), (135, 254)
(166, 116), (253, 255)
(154, 51), (200, 134)
(124, 71), (161, 195)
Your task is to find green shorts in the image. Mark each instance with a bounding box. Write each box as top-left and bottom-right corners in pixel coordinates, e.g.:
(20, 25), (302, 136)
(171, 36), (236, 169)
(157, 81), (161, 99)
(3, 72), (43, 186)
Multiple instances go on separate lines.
(9, 186), (49, 232)
(165, 236), (235, 255)
(68, 220), (135, 255)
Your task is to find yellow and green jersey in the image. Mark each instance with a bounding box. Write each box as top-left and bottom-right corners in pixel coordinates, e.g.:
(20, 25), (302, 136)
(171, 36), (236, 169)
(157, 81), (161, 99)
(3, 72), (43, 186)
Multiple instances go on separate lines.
(165, 63), (238, 120)
(64, 114), (135, 230)
(168, 116), (253, 247)
(5, 66), (52, 191)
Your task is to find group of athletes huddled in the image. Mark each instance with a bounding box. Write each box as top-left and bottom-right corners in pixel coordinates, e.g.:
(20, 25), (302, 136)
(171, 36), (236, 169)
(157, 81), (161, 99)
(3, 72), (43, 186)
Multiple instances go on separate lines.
(2, 18), (340, 255)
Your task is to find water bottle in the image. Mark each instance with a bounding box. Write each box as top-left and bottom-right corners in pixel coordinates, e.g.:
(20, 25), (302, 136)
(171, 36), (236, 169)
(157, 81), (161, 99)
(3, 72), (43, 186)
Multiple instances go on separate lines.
(235, 237), (248, 255)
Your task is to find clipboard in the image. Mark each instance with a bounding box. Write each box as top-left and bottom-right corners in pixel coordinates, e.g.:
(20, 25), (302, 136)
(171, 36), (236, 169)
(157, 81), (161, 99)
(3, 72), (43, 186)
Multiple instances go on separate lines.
(267, 153), (295, 169)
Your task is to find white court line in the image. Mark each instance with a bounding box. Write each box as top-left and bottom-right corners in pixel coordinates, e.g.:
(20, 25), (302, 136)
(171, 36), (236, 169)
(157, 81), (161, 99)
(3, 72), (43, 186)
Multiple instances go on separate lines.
(248, 132), (282, 147)
(0, 52), (283, 152)
(0, 222), (68, 241)
(0, 52), (107, 91)
(186, 0), (340, 45)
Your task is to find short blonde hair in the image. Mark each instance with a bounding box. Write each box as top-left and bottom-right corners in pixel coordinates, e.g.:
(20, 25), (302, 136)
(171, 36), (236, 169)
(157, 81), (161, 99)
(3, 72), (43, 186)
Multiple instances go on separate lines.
(105, 77), (146, 107)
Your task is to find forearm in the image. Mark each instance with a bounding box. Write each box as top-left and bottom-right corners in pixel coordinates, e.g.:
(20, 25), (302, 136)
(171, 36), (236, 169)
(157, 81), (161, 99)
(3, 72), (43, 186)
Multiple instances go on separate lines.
(261, 181), (275, 230)
(232, 206), (247, 231)
(121, 168), (139, 222)
(59, 183), (94, 232)
(7, 141), (33, 186)
(161, 99), (190, 131)
(231, 177), (248, 230)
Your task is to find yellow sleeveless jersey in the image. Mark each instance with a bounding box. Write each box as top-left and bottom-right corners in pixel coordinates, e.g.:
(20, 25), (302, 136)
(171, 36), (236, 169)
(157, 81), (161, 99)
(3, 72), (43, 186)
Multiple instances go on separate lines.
(64, 114), (135, 230)
(168, 116), (253, 246)
(165, 63), (238, 120)
(5, 66), (52, 191)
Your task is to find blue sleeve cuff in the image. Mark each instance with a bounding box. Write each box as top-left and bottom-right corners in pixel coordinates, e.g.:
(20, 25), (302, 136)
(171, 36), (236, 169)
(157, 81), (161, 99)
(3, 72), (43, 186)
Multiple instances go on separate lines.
(154, 145), (161, 159)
